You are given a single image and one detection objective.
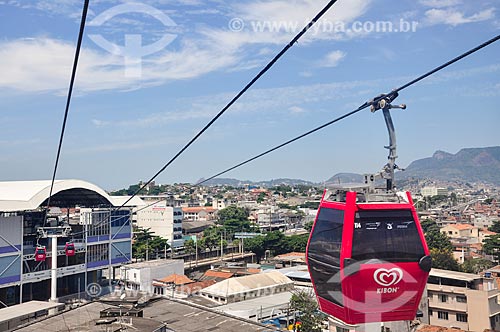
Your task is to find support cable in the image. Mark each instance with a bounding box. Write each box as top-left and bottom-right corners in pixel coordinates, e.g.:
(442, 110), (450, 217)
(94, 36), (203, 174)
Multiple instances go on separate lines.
(116, 0), (341, 210)
(72, 34), (499, 235)
(44, 0), (90, 224)
(196, 34), (499, 186)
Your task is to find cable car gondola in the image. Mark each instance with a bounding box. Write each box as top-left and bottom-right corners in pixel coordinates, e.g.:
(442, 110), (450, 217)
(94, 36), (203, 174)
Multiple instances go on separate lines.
(306, 93), (431, 324)
(34, 246), (47, 262)
(65, 242), (75, 256)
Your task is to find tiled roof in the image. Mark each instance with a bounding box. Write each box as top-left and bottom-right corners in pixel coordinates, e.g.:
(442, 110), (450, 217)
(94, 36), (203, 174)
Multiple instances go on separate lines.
(450, 223), (475, 230)
(200, 270), (234, 281)
(154, 274), (193, 285)
(274, 252), (306, 259)
(418, 325), (466, 332)
(182, 207), (215, 213)
(177, 280), (217, 294)
(481, 228), (497, 235)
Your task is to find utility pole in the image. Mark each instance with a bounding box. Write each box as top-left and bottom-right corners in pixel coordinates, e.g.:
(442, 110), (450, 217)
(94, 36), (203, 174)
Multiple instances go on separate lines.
(220, 231), (223, 258)
(195, 238), (198, 267)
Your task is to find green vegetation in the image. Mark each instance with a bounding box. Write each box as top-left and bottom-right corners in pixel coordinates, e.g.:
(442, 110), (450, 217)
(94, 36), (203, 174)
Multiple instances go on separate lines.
(289, 290), (326, 332)
(300, 201), (320, 209)
(244, 231), (308, 262)
(132, 226), (170, 260)
(429, 248), (460, 271)
(216, 206), (257, 239)
(488, 220), (500, 233)
(461, 258), (494, 274)
(483, 234), (500, 263)
(421, 219), (453, 252)
(421, 219), (458, 271)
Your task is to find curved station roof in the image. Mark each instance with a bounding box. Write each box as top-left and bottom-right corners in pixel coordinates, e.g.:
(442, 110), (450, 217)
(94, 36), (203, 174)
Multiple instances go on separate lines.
(0, 179), (114, 212)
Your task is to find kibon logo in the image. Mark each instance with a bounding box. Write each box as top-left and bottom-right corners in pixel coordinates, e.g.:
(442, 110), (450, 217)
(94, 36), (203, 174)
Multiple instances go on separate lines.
(374, 267), (403, 287)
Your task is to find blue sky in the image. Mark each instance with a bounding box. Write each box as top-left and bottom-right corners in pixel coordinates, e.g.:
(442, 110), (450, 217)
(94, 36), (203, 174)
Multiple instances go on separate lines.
(0, 0), (498, 190)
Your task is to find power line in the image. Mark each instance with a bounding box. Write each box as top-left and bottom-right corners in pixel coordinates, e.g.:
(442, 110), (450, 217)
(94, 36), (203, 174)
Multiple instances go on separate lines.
(44, 0), (90, 223)
(196, 34), (500, 186)
(116, 0), (341, 211)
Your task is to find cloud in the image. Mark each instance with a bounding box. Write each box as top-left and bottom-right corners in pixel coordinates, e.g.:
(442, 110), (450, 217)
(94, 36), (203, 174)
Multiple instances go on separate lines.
(0, 37), (238, 93)
(0, 138), (41, 146)
(418, 0), (462, 8)
(288, 106), (306, 114)
(0, 1), (375, 94)
(202, 0), (373, 48)
(90, 63), (500, 130)
(318, 50), (346, 68)
(424, 7), (495, 26)
(92, 77), (386, 129)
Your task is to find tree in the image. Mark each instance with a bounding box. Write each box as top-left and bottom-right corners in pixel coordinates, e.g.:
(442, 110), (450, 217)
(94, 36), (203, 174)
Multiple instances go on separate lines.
(301, 201), (320, 209)
(201, 227), (221, 251)
(488, 220), (500, 233)
(217, 205), (249, 223)
(421, 219), (453, 252)
(483, 234), (500, 263)
(289, 290), (325, 332)
(132, 227), (170, 260)
(430, 248), (459, 271)
(304, 221), (314, 232)
(461, 258), (494, 274)
(282, 234), (309, 253)
(420, 219), (440, 234)
(184, 238), (196, 255)
(244, 231), (307, 262)
(244, 235), (266, 262)
(216, 206), (256, 239)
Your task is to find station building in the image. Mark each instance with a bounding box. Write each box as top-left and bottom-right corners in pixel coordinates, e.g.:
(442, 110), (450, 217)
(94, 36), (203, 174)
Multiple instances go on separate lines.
(0, 180), (132, 305)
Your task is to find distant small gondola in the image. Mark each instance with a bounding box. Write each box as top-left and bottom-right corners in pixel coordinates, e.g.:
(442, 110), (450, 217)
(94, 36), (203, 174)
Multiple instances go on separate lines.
(34, 246), (47, 262)
(65, 242), (76, 256)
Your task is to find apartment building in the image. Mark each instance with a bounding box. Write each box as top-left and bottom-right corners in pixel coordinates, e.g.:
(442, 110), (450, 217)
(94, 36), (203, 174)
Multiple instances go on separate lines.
(440, 224), (479, 239)
(135, 201), (184, 248)
(421, 187), (448, 197)
(427, 269), (500, 331)
(182, 206), (216, 221)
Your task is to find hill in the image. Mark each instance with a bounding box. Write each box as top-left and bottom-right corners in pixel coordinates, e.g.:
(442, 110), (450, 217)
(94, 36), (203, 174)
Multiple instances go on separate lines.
(197, 177), (316, 187)
(398, 146), (500, 185)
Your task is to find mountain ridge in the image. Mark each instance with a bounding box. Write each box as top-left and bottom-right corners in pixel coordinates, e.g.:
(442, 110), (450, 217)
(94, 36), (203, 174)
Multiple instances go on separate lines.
(193, 147), (500, 187)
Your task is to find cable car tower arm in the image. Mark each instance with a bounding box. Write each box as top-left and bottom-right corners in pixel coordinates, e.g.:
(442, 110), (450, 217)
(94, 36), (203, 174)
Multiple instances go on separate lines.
(368, 91), (406, 192)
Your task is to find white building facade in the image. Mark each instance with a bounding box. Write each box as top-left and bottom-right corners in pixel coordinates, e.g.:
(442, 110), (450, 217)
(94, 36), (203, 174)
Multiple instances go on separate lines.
(136, 202), (184, 248)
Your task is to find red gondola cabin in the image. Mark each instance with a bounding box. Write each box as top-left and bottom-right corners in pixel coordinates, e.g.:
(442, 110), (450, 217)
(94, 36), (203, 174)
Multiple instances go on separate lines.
(65, 242), (76, 256)
(34, 246), (47, 262)
(306, 190), (431, 324)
